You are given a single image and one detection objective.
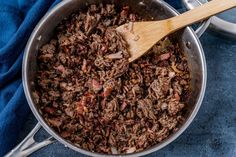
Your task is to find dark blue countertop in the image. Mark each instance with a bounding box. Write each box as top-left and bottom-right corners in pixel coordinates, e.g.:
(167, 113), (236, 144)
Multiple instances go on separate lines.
(19, 2), (236, 157)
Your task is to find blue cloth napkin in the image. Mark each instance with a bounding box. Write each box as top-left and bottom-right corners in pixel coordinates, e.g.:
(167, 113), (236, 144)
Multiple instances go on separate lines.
(0, 0), (180, 156)
(0, 0), (61, 156)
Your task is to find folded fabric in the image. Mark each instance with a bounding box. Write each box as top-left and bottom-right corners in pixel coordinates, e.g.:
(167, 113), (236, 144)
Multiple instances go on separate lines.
(0, 0), (60, 156)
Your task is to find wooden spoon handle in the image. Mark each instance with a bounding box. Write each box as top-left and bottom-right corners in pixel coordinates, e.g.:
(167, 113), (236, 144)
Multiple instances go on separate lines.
(167, 0), (236, 31)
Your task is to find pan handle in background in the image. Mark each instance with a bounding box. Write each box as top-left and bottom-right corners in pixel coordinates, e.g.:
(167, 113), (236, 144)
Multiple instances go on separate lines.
(182, 0), (212, 37)
(182, 0), (236, 39)
(4, 123), (55, 157)
(187, 0), (212, 38)
(195, 18), (212, 37)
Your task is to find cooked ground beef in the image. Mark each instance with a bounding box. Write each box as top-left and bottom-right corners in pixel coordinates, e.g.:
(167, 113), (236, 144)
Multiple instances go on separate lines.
(34, 4), (191, 154)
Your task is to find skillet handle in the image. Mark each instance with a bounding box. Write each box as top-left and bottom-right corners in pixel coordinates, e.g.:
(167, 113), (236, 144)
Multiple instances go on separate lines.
(182, 0), (211, 38)
(195, 18), (211, 38)
(4, 123), (55, 157)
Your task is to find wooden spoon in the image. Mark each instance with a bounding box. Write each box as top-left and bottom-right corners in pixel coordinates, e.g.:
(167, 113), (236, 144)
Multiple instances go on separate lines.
(116, 0), (236, 62)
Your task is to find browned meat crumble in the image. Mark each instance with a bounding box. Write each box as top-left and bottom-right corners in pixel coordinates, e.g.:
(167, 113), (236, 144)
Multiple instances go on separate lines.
(34, 4), (191, 154)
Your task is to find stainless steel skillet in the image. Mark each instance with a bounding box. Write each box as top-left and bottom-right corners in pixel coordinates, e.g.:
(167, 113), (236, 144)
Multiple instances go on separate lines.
(6, 0), (207, 156)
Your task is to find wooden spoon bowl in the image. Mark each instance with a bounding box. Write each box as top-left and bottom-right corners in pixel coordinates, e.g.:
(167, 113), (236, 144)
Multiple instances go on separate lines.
(116, 0), (236, 62)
